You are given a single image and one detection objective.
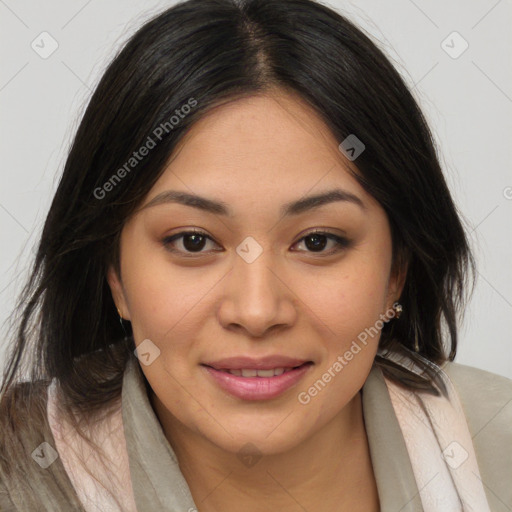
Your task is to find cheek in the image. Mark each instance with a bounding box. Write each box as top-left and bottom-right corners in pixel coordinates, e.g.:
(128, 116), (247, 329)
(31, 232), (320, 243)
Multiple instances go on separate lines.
(295, 269), (390, 421)
(118, 231), (183, 339)
(300, 248), (391, 340)
(124, 266), (206, 344)
(295, 242), (392, 409)
(119, 233), (224, 369)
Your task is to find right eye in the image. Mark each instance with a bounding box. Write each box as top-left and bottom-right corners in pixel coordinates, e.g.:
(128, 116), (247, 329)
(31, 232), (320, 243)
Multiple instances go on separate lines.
(161, 229), (222, 257)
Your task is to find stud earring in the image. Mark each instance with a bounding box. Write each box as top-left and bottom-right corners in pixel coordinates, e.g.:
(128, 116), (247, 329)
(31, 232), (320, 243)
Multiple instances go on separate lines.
(391, 302), (419, 352)
(392, 302), (403, 319)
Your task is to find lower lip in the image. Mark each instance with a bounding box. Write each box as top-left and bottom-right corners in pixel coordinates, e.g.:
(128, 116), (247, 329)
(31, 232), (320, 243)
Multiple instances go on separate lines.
(202, 363), (313, 401)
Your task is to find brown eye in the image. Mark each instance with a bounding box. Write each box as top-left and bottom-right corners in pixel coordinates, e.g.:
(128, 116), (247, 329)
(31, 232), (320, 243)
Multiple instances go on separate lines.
(162, 230), (220, 256)
(293, 231), (351, 255)
(161, 229), (350, 258)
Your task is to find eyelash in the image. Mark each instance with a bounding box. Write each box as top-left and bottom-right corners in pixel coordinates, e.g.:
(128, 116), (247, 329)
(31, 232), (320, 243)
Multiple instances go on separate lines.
(161, 228), (351, 257)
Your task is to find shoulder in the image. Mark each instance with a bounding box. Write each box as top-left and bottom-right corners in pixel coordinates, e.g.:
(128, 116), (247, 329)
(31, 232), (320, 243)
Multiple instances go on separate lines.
(441, 359), (512, 390)
(441, 361), (512, 429)
(0, 379), (86, 511)
(441, 361), (512, 509)
(0, 476), (16, 511)
(0, 379), (50, 446)
(0, 380), (50, 510)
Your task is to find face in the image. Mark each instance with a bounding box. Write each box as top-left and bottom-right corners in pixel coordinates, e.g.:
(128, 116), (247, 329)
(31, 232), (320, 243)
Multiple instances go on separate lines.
(108, 89), (404, 456)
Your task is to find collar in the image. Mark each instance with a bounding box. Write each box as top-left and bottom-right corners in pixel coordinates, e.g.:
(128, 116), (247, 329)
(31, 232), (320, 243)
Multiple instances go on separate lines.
(121, 355), (422, 511)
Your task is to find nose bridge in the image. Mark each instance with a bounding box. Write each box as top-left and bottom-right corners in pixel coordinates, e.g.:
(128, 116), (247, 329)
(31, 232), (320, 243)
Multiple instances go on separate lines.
(219, 237), (296, 335)
(233, 239), (280, 308)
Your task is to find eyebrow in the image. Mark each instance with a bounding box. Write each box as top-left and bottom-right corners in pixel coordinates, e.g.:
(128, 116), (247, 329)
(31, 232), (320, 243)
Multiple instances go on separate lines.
(141, 188), (366, 216)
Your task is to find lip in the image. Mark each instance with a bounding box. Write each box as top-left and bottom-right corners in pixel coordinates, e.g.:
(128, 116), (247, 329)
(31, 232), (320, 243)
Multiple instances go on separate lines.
(202, 355), (310, 371)
(201, 360), (313, 401)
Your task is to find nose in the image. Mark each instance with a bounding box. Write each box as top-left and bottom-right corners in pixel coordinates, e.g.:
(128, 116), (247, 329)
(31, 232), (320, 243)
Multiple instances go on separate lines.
(217, 245), (298, 338)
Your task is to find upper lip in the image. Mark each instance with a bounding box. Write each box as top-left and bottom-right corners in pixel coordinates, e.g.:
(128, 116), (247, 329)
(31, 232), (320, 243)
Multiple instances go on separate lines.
(202, 356), (312, 370)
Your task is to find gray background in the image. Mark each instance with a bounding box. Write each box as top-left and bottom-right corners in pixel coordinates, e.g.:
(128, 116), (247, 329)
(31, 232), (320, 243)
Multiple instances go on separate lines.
(1, 0), (511, 378)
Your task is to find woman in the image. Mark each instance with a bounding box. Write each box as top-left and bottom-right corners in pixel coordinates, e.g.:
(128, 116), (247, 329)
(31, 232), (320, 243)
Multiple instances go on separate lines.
(1, 0), (510, 510)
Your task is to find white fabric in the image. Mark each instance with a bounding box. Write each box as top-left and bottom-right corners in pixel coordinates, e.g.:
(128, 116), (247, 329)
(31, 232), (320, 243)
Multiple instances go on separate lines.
(47, 380), (137, 512)
(47, 359), (491, 512)
(383, 370), (491, 512)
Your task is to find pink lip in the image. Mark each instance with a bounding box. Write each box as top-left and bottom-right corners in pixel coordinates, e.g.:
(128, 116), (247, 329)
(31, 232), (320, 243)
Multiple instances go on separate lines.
(203, 355), (310, 371)
(202, 362), (313, 401)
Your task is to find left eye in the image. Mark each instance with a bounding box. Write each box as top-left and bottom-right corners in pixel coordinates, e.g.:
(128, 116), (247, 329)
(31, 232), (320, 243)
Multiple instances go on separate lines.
(161, 230), (350, 256)
(293, 231), (350, 255)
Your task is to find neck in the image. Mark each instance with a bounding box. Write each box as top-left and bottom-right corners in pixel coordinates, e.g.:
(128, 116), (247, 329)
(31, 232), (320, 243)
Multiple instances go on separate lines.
(152, 390), (380, 512)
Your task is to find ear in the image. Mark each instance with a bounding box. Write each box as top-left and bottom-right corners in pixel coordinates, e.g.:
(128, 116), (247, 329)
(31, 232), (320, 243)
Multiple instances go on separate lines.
(106, 264), (131, 321)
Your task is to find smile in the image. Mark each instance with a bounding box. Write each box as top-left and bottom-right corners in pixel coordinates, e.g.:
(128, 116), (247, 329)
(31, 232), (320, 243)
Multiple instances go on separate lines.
(219, 367), (296, 377)
(202, 361), (313, 400)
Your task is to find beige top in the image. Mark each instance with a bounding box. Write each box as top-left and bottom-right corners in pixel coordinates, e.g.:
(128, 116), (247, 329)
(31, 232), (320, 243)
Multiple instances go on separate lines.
(1, 355), (511, 511)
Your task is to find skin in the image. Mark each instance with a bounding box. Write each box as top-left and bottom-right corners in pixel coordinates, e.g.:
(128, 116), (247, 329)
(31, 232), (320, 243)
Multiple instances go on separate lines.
(108, 88), (406, 512)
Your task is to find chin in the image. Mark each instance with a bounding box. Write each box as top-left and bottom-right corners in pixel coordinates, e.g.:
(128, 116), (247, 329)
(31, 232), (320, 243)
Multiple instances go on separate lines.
(194, 410), (316, 459)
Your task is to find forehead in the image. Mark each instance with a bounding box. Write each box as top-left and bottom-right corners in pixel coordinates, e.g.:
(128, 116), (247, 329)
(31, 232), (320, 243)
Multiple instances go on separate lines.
(140, 89), (377, 218)
(170, 90), (348, 176)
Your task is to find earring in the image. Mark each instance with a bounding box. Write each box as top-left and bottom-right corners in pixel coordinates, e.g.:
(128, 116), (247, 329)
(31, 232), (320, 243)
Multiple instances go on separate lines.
(116, 307), (130, 339)
(393, 302), (403, 319)
(117, 307), (126, 331)
(391, 302), (419, 352)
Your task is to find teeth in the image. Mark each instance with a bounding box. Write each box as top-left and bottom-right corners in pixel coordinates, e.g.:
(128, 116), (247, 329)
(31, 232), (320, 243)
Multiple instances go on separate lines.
(254, 369), (275, 377)
(223, 367), (290, 377)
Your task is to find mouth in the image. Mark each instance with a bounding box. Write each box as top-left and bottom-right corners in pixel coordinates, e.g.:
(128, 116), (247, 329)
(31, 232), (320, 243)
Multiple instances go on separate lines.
(201, 359), (314, 401)
(207, 364), (310, 377)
